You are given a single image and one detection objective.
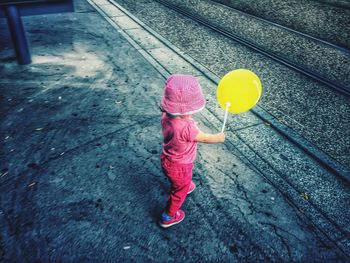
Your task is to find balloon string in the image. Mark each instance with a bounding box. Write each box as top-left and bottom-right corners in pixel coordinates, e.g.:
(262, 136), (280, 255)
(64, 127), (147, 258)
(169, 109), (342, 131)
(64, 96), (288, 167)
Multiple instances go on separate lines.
(221, 102), (231, 133)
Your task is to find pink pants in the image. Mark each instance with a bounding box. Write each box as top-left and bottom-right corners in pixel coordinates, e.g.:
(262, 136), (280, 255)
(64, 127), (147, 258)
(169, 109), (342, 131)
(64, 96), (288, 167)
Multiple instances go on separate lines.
(161, 155), (193, 217)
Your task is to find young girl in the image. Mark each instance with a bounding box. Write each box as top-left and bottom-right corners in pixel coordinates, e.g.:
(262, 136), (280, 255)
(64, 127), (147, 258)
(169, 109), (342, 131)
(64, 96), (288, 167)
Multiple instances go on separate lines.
(160, 74), (225, 228)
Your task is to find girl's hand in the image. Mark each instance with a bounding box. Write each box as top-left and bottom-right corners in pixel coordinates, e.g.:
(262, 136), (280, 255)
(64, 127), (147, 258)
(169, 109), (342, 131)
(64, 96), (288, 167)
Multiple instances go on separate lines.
(218, 132), (225, 142)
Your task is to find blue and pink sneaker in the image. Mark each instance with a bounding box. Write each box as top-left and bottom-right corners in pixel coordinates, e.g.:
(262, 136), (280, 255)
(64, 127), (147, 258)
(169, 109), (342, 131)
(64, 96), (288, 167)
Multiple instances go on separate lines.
(160, 210), (185, 228)
(187, 181), (196, 194)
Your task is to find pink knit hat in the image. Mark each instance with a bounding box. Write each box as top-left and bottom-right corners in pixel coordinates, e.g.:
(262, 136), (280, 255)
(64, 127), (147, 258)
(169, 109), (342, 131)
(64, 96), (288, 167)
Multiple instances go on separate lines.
(161, 74), (206, 115)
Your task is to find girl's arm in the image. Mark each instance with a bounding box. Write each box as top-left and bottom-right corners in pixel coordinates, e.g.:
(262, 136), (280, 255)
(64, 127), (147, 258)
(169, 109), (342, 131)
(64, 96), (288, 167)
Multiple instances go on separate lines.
(195, 130), (225, 143)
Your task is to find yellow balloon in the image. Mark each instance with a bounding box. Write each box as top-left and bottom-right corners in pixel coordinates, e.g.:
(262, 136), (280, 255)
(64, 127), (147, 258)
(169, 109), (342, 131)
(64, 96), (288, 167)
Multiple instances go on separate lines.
(216, 69), (262, 114)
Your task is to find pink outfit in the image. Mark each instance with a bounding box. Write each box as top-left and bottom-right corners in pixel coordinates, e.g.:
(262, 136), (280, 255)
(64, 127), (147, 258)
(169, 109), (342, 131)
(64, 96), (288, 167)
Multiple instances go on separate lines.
(161, 156), (193, 216)
(160, 74), (205, 218)
(161, 113), (199, 164)
(161, 113), (200, 216)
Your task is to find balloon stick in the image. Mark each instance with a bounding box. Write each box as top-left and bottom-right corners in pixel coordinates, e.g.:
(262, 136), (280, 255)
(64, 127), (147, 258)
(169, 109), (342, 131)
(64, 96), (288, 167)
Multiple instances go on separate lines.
(221, 102), (231, 133)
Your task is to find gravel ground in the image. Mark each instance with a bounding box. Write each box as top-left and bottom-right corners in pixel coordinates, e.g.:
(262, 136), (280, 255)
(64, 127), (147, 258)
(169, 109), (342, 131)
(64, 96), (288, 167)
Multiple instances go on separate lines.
(112, 0), (350, 170)
(215, 0), (350, 50)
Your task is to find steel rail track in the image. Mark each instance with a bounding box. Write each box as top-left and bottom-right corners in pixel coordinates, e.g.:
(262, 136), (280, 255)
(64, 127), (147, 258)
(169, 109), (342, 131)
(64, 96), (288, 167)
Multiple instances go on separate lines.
(211, 0), (350, 55)
(155, 0), (350, 97)
(99, 0), (350, 258)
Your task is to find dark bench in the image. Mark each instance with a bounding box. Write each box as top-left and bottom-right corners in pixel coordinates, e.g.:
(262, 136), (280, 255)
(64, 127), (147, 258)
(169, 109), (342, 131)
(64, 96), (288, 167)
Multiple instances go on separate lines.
(0, 0), (74, 64)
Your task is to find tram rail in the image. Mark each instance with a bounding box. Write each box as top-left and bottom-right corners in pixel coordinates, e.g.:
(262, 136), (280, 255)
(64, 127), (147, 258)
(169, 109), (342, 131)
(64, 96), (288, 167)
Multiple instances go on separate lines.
(155, 0), (350, 97)
(211, 0), (350, 54)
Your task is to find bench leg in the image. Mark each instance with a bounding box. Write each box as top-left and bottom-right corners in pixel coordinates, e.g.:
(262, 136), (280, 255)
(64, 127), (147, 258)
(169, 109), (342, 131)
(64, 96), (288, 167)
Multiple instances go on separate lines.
(5, 5), (31, 65)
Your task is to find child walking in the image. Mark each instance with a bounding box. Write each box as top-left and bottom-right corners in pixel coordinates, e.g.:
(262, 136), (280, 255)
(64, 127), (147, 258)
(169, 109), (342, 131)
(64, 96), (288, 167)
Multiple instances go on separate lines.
(160, 74), (225, 228)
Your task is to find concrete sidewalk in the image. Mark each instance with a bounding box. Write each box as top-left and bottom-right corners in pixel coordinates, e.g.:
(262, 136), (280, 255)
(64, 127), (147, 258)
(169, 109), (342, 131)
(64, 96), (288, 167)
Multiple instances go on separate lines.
(0, 0), (349, 261)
